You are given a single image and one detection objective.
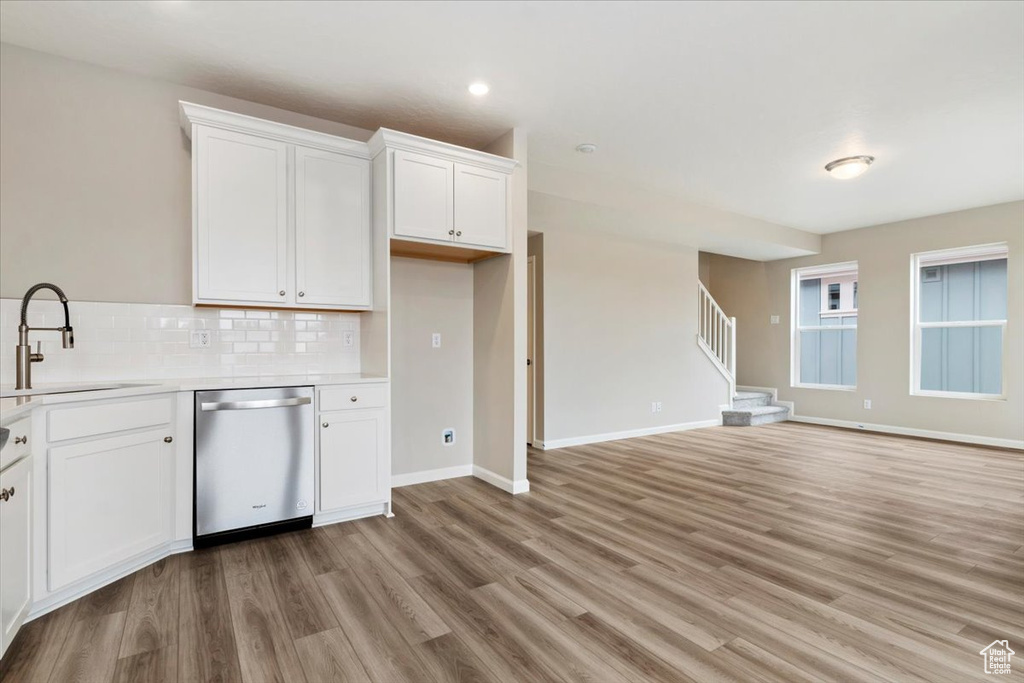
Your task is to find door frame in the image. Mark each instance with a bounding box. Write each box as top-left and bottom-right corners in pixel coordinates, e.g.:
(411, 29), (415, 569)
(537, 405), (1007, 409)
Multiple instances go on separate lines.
(527, 255), (536, 446)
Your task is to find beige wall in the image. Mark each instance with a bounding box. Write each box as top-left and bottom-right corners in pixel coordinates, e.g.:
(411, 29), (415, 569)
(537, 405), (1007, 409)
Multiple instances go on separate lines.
(534, 223), (729, 443)
(704, 201), (1024, 444)
(389, 257), (474, 476)
(0, 43), (371, 304)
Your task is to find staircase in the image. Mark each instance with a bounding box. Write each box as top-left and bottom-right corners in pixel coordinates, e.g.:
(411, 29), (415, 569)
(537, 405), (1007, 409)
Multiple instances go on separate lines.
(697, 281), (789, 427)
(722, 391), (790, 426)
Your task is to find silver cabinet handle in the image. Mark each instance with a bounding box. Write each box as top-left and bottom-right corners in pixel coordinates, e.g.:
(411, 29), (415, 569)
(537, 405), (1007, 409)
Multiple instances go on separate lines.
(322, 422), (329, 428)
(350, 396), (358, 402)
(164, 436), (174, 443)
(0, 486), (12, 502)
(279, 290), (286, 296)
(298, 291), (305, 297)
(14, 435), (27, 445)
(201, 396), (312, 412)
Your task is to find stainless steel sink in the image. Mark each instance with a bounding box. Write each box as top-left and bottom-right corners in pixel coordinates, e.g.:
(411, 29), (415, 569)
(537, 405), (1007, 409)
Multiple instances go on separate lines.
(0, 382), (158, 399)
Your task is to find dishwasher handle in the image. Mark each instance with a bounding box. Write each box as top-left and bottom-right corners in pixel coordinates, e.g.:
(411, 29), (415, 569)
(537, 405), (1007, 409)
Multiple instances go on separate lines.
(200, 396), (312, 412)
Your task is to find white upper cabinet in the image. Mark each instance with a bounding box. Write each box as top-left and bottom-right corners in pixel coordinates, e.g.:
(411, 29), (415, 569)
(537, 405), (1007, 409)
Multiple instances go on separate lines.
(454, 163), (508, 249)
(181, 102), (373, 311)
(393, 150), (454, 242)
(369, 129), (516, 254)
(195, 127), (289, 305)
(295, 147), (371, 308)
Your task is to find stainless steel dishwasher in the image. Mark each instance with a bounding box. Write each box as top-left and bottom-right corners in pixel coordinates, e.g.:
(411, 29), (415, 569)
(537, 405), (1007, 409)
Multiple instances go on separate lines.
(194, 386), (313, 547)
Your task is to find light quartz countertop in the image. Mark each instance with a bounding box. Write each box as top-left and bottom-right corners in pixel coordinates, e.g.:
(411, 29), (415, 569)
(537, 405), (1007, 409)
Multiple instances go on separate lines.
(0, 373), (387, 425)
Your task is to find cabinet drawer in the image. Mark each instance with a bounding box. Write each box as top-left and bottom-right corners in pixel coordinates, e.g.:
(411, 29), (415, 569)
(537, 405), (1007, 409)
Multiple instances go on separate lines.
(319, 384), (387, 412)
(1, 417), (31, 470)
(48, 396), (174, 443)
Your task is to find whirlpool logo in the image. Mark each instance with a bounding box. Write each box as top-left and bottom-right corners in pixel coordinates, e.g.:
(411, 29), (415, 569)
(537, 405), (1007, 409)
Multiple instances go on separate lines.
(252, 503), (267, 510)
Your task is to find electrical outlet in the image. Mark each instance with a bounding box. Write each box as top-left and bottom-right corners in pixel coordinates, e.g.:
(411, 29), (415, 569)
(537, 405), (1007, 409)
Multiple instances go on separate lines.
(442, 428), (456, 445)
(432, 333), (441, 348)
(657, 402), (663, 413)
(342, 331), (355, 348)
(651, 401), (663, 413)
(770, 315), (780, 325)
(189, 330), (211, 349)
(863, 399), (872, 409)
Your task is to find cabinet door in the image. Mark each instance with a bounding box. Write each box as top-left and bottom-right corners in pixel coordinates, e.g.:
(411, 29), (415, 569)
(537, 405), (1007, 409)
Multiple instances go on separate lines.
(392, 150), (454, 242)
(319, 409), (387, 511)
(453, 163), (508, 250)
(295, 147), (372, 308)
(0, 457), (31, 660)
(48, 429), (173, 590)
(195, 126), (289, 305)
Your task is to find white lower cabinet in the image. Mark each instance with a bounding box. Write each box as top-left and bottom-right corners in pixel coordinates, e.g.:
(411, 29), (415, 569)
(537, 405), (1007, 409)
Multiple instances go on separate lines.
(319, 408), (388, 512)
(0, 456), (31, 660)
(47, 427), (174, 591)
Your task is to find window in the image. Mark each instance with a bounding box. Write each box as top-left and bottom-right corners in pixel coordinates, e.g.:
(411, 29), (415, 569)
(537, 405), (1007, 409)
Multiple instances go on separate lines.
(911, 243), (1008, 398)
(791, 262), (858, 389)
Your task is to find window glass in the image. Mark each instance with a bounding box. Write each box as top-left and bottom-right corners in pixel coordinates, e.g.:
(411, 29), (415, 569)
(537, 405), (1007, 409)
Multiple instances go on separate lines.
(793, 264), (858, 388)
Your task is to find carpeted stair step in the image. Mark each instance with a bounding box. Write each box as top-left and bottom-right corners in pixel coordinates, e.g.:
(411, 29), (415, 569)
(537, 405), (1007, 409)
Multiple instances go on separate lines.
(722, 405), (790, 427)
(731, 391), (773, 410)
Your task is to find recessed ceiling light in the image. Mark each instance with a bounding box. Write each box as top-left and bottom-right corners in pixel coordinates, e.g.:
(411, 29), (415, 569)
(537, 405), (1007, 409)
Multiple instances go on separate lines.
(468, 82), (490, 96)
(825, 155), (875, 180)
(576, 143), (598, 154)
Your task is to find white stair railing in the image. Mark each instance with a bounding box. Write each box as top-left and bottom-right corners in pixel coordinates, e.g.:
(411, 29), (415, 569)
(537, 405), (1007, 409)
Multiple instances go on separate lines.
(697, 281), (736, 399)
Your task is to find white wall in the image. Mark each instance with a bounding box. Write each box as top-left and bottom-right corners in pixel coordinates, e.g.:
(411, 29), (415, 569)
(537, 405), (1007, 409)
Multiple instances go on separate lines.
(704, 201), (1024, 447)
(0, 43), (372, 305)
(534, 222), (729, 446)
(389, 258), (474, 479)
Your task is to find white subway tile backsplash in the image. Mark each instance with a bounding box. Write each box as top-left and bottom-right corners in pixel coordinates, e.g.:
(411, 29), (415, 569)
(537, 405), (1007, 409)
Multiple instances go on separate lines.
(0, 298), (361, 386)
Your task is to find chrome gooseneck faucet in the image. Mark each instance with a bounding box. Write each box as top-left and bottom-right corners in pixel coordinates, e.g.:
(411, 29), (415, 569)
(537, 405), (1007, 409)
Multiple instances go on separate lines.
(16, 283), (75, 390)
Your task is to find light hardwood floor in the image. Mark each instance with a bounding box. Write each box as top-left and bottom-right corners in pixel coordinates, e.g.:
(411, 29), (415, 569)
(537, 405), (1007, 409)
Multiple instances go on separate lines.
(2, 422), (1022, 682)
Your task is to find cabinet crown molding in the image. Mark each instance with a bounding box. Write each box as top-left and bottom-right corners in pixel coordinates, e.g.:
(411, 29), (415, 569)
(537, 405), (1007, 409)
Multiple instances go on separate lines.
(368, 128), (518, 173)
(179, 101), (371, 159)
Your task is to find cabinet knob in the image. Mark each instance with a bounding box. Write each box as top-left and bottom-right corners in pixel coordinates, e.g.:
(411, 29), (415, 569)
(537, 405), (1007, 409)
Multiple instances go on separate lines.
(350, 396), (358, 402)
(14, 435), (27, 445)
(298, 291), (305, 298)
(164, 436), (174, 443)
(448, 229), (455, 236)
(0, 487), (11, 502)
(279, 290), (286, 296)
(456, 231), (462, 237)
(322, 422), (329, 428)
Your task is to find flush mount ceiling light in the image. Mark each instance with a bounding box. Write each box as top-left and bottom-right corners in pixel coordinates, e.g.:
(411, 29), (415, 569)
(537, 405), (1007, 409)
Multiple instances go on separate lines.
(576, 143), (598, 154)
(825, 155), (875, 179)
(468, 82), (490, 96)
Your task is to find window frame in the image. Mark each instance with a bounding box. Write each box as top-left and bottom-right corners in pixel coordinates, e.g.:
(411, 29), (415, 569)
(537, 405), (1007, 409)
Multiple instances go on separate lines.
(790, 261), (859, 391)
(909, 243), (1008, 401)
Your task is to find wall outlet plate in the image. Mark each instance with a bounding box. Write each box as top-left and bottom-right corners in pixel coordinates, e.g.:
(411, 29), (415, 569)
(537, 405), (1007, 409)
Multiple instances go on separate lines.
(342, 331), (355, 348)
(432, 333), (442, 348)
(189, 330), (211, 349)
(770, 315), (780, 325)
(442, 428), (455, 445)
(863, 399), (872, 409)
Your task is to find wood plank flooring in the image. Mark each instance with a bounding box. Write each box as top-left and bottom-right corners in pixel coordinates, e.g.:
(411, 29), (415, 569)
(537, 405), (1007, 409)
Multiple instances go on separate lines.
(2, 422), (1022, 682)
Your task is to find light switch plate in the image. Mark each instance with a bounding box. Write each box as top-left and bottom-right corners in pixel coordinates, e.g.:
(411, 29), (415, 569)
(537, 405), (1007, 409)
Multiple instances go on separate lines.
(770, 315), (780, 325)
(863, 399), (872, 409)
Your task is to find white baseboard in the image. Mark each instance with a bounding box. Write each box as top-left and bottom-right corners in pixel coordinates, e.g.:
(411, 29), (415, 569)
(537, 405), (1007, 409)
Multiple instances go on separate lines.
(473, 465), (530, 494)
(789, 414), (1024, 450)
(392, 464), (473, 488)
(538, 419), (721, 450)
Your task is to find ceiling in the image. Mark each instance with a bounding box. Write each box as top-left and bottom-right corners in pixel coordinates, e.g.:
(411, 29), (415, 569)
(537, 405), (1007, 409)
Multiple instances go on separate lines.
(1, 0), (1022, 234)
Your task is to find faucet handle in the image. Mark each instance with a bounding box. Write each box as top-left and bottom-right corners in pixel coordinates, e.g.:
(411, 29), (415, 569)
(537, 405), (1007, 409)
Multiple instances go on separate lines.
(30, 342), (44, 363)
